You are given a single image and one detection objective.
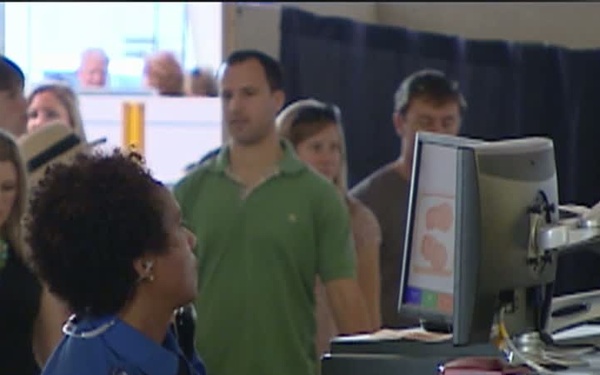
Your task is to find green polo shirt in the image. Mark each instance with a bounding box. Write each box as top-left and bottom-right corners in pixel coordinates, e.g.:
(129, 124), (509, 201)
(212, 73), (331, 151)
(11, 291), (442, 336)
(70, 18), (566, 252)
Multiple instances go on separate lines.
(173, 140), (356, 375)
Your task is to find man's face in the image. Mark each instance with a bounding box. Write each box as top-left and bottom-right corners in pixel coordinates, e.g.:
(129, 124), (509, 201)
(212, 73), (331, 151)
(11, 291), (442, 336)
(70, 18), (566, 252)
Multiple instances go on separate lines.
(394, 97), (461, 159)
(78, 55), (108, 88)
(0, 87), (27, 137)
(219, 58), (284, 146)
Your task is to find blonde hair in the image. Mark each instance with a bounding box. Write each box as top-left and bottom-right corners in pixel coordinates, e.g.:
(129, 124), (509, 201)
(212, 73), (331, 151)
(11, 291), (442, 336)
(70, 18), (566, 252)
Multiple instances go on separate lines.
(0, 129), (28, 257)
(27, 82), (88, 142)
(276, 98), (348, 192)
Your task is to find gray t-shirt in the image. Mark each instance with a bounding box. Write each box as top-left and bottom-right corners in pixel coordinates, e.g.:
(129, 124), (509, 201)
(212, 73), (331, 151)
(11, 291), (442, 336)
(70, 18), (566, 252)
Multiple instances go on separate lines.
(350, 164), (419, 329)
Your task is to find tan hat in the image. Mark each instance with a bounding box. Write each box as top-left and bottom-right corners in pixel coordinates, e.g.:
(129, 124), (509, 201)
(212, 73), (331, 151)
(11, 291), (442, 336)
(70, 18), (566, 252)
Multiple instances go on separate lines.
(17, 122), (102, 187)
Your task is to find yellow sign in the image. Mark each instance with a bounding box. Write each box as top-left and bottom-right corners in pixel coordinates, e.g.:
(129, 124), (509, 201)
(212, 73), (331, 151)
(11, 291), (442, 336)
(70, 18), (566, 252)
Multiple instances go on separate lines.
(122, 102), (145, 158)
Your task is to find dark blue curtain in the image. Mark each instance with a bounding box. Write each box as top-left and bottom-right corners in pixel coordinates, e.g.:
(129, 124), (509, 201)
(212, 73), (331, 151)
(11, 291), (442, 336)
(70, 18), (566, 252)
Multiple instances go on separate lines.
(280, 7), (600, 208)
(280, 7), (600, 295)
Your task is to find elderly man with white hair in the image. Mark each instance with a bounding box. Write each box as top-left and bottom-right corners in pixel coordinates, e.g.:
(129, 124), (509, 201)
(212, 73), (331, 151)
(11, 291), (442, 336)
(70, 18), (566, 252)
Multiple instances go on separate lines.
(76, 48), (109, 89)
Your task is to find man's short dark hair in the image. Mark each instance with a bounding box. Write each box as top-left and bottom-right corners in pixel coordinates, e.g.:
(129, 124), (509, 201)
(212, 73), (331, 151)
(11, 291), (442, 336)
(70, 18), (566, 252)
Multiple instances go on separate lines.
(218, 49), (284, 92)
(394, 69), (467, 115)
(0, 55), (25, 92)
(26, 150), (170, 317)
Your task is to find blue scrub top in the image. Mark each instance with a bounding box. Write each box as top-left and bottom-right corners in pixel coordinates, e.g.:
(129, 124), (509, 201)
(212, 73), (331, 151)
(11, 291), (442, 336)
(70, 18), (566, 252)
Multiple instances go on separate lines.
(42, 315), (206, 375)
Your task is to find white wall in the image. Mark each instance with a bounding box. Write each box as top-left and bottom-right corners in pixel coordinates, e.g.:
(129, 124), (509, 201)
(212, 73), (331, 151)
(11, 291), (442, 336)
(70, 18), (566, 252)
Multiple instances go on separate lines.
(79, 95), (222, 184)
(187, 2), (223, 69)
(231, 3), (377, 59)
(376, 3), (600, 49)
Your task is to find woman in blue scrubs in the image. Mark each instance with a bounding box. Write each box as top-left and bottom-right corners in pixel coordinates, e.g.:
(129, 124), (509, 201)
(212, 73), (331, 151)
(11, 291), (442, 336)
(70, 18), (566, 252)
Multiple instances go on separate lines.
(25, 149), (206, 375)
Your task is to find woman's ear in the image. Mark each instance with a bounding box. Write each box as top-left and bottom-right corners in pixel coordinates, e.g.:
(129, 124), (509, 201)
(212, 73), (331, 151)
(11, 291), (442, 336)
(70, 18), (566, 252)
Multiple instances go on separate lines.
(134, 258), (155, 282)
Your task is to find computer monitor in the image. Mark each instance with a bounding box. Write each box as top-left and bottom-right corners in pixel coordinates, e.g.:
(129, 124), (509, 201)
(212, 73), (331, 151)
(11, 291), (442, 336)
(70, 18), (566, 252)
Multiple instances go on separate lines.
(398, 131), (560, 346)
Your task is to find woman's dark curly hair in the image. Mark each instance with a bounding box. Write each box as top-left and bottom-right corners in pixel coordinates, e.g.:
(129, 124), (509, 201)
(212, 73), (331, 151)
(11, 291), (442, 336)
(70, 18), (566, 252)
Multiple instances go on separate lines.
(26, 149), (169, 316)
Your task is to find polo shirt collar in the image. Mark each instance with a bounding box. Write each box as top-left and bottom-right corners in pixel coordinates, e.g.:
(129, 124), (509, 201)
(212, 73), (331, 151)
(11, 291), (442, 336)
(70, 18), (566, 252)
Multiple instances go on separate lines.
(211, 138), (304, 175)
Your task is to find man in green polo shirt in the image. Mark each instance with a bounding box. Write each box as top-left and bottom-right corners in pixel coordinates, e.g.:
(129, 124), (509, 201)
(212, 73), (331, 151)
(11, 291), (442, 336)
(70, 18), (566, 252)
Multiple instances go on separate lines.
(173, 50), (372, 375)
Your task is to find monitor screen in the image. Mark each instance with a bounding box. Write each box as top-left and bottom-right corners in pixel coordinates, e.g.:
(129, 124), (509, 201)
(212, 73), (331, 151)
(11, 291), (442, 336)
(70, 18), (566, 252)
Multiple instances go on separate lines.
(402, 142), (458, 318)
(399, 133), (483, 329)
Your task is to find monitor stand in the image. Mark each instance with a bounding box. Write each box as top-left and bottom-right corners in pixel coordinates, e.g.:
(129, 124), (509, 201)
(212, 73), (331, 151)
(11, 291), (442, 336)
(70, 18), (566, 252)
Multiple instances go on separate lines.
(506, 331), (590, 370)
(420, 319), (453, 334)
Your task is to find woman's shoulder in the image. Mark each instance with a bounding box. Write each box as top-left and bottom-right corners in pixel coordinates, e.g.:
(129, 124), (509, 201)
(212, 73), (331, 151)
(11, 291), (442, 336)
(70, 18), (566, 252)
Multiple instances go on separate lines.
(347, 195), (382, 249)
(347, 195), (378, 223)
(41, 336), (114, 375)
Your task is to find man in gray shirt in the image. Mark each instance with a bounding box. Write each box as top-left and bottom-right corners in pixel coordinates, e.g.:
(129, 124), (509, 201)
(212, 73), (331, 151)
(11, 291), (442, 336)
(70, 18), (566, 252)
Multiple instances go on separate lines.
(351, 69), (467, 328)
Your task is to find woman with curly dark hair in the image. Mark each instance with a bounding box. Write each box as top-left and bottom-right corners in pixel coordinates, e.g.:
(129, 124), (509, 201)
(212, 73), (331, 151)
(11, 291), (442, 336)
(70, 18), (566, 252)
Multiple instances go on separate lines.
(26, 149), (205, 375)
